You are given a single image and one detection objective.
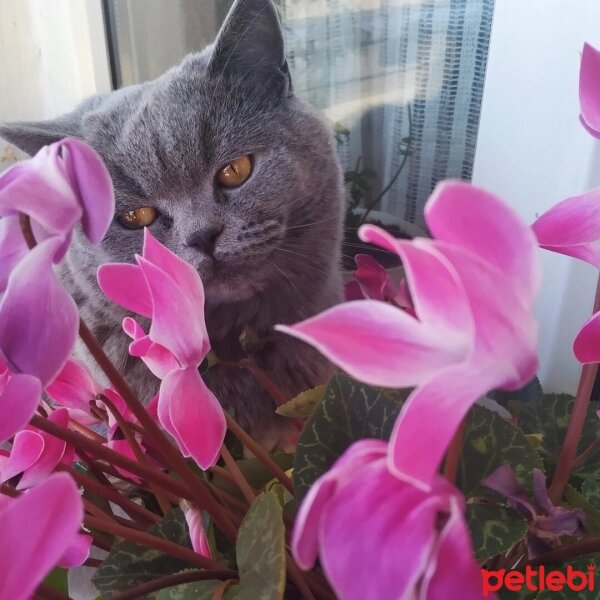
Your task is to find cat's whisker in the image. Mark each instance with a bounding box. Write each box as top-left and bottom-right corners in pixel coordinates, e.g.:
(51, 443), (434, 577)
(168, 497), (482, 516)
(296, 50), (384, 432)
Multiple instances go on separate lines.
(286, 215), (342, 231)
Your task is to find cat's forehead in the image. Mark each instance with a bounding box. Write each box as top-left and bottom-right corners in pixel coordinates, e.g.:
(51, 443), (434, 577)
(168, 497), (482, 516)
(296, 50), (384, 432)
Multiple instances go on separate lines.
(89, 61), (286, 197)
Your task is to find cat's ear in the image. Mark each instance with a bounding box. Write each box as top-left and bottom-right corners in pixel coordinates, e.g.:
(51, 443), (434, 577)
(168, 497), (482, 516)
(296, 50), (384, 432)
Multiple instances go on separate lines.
(207, 0), (292, 98)
(0, 112), (82, 157)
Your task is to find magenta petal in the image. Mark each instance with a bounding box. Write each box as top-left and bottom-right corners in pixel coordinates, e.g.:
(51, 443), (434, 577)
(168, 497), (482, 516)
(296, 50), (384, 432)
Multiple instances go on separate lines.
(277, 299), (469, 388)
(0, 473), (84, 600)
(0, 238), (78, 386)
(420, 496), (487, 600)
(319, 461), (443, 600)
(0, 216), (28, 293)
(532, 188), (600, 269)
(17, 408), (69, 489)
(389, 364), (497, 489)
(0, 374), (41, 444)
(580, 43), (600, 137)
(107, 439), (142, 483)
(292, 440), (387, 570)
(46, 359), (98, 412)
(0, 148), (81, 236)
(359, 226), (474, 338)
(574, 311), (600, 363)
(97, 263), (153, 318)
(0, 430), (44, 483)
(57, 533), (92, 568)
(159, 367), (225, 469)
(353, 254), (392, 301)
(59, 138), (115, 243)
(138, 257), (208, 365)
(182, 503), (213, 558)
(425, 180), (540, 303)
(143, 229), (208, 320)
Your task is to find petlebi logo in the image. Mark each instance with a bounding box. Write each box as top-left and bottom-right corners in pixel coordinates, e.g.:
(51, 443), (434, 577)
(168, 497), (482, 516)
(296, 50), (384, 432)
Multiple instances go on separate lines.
(481, 564), (596, 596)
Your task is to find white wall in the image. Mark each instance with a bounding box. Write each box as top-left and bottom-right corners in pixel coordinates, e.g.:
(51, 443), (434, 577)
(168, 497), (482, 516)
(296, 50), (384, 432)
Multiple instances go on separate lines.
(472, 0), (600, 394)
(0, 0), (111, 170)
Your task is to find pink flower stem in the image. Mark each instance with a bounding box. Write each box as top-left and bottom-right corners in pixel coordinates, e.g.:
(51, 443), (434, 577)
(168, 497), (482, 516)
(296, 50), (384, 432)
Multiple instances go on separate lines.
(107, 569), (238, 600)
(99, 392), (172, 516)
(78, 321), (238, 541)
(225, 413), (295, 496)
(34, 583), (72, 600)
(83, 514), (227, 571)
(65, 467), (160, 526)
(548, 274), (600, 504)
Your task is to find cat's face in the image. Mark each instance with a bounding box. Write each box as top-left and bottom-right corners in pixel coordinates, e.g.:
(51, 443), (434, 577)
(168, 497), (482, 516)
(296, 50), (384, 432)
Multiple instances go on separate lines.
(0, 0), (344, 306)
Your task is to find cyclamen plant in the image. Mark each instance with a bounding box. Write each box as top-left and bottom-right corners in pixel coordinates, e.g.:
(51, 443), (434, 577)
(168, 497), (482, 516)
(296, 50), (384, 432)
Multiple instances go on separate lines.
(1, 43), (600, 600)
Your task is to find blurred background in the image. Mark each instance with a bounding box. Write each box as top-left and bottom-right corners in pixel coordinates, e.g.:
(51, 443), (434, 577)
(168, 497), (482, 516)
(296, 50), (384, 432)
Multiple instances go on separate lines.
(1, 0), (600, 394)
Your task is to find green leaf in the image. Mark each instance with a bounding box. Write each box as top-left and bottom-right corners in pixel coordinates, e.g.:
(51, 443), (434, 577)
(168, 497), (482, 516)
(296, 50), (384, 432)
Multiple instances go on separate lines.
(466, 504), (527, 560)
(518, 394), (600, 480)
(92, 508), (193, 598)
(235, 492), (286, 600)
(157, 580), (224, 600)
(276, 386), (325, 419)
(43, 568), (69, 595)
(293, 373), (408, 502)
(457, 404), (543, 498)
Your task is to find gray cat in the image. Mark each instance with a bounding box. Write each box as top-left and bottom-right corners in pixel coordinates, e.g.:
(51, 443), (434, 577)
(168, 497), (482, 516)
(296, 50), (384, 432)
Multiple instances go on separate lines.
(0, 0), (344, 447)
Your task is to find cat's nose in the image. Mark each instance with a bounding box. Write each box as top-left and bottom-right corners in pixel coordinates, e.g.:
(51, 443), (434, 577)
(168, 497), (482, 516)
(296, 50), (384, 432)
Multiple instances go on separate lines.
(185, 225), (223, 256)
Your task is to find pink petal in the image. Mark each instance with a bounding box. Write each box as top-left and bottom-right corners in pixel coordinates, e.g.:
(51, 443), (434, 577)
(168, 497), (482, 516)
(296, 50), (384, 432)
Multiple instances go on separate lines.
(359, 227), (475, 338)
(46, 359), (99, 412)
(580, 43), (600, 137)
(97, 264), (153, 318)
(433, 241), (539, 390)
(107, 439), (142, 483)
(420, 496), (489, 600)
(319, 459), (446, 600)
(57, 533), (92, 568)
(0, 374), (41, 444)
(574, 311), (600, 363)
(59, 138), (115, 244)
(124, 318), (179, 379)
(425, 180), (540, 303)
(17, 408), (70, 489)
(0, 473), (84, 600)
(292, 440), (388, 569)
(0, 146), (81, 238)
(143, 229), (208, 321)
(389, 364), (499, 490)
(0, 216), (28, 293)
(159, 367), (225, 469)
(0, 238), (78, 386)
(182, 503), (213, 558)
(532, 188), (600, 269)
(0, 430), (44, 483)
(138, 257), (208, 366)
(277, 299), (469, 388)
(344, 280), (365, 301)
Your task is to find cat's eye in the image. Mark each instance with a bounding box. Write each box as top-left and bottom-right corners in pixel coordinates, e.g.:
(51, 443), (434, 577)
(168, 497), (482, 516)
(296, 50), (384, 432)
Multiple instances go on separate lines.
(216, 155), (252, 188)
(118, 207), (157, 229)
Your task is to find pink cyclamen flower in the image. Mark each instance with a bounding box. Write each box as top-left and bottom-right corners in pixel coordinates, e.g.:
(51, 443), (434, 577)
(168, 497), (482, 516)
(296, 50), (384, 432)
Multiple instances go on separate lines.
(293, 440), (489, 600)
(580, 42), (600, 138)
(0, 138), (114, 442)
(279, 181), (539, 490)
(0, 473), (86, 600)
(98, 229), (226, 469)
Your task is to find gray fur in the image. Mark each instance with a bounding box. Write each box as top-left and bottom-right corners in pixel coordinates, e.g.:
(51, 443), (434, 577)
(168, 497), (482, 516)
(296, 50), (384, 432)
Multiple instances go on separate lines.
(0, 0), (343, 445)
